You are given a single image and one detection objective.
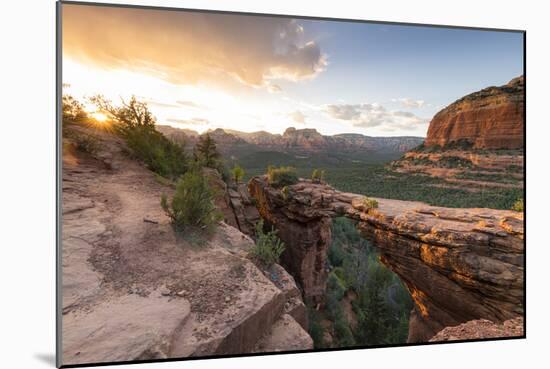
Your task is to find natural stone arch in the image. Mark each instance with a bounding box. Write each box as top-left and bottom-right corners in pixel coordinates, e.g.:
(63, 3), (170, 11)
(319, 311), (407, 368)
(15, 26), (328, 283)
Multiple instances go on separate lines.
(248, 176), (524, 342)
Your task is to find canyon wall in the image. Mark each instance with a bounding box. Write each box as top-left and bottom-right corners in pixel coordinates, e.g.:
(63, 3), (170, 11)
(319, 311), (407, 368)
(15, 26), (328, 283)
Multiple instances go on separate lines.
(248, 176), (524, 341)
(425, 76), (524, 149)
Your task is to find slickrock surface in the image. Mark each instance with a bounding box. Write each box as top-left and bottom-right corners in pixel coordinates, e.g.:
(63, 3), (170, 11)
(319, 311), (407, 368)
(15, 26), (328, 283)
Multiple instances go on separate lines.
(429, 317), (524, 342)
(61, 127), (311, 366)
(249, 176), (524, 342)
(254, 314), (313, 352)
(425, 76), (524, 149)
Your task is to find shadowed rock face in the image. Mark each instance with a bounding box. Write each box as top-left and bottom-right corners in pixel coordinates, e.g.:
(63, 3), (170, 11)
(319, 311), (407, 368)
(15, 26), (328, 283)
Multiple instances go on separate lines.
(248, 176), (524, 341)
(425, 76), (524, 149)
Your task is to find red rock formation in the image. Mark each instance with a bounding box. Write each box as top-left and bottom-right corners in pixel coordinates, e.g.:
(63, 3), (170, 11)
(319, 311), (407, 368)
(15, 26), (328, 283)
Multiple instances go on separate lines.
(425, 76), (524, 149)
(249, 177), (332, 302)
(248, 176), (524, 342)
(204, 168), (260, 238)
(429, 317), (524, 342)
(156, 125), (424, 155)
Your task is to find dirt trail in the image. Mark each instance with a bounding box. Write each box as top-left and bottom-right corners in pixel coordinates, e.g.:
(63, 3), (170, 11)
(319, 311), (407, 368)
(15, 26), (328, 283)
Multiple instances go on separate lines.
(61, 128), (311, 365)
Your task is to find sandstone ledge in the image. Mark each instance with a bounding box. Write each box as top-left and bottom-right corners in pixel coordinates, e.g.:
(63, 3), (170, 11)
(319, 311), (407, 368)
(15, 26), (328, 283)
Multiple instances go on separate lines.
(429, 317), (524, 342)
(248, 176), (524, 342)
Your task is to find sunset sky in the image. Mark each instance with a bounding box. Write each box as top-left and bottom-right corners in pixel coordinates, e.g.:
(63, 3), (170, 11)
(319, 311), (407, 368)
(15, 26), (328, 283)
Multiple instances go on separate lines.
(62, 3), (524, 137)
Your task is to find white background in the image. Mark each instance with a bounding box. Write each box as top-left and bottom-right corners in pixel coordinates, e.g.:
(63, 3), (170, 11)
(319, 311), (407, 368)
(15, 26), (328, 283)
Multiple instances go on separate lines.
(1, 0), (547, 368)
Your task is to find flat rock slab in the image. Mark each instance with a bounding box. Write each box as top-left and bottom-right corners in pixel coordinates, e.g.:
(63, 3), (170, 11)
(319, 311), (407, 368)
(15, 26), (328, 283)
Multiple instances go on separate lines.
(254, 314), (313, 353)
(63, 291), (191, 365)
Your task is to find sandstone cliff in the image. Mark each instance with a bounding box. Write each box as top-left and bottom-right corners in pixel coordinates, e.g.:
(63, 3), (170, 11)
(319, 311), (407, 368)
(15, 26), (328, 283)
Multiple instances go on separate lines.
(248, 176), (524, 342)
(61, 126), (311, 366)
(425, 76), (524, 149)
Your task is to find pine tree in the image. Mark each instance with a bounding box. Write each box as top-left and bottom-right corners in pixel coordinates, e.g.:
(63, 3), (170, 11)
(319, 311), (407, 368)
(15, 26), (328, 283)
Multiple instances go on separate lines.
(194, 133), (221, 169)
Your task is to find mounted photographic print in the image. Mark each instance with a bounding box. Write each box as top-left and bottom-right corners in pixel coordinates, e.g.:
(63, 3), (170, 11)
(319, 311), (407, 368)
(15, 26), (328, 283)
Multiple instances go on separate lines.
(57, 1), (525, 367)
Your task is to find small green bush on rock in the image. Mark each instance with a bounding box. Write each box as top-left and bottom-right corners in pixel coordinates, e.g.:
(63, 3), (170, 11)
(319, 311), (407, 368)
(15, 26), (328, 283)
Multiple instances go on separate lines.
(512, 198), (524, 212)
(161, 170), (222, 232)
(231, 165), (245, 184)
(311, 169), (325, 183)
(362, 197), (379, 210)
(267, 165), (298, 187)
(250, 219), (285, 267)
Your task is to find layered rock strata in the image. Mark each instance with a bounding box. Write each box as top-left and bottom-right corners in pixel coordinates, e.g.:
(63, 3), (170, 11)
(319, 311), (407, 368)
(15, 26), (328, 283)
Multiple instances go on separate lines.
(248, 176), (524, 341)
(425, 76), (524, 149)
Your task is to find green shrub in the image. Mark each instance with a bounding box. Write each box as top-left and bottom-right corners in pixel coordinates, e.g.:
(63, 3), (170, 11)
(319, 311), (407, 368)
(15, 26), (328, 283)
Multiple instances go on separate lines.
(333, 317), (356, 347)
(281, 186), (290, 201)
(160, 170), (222, 232)
(195, 133), (221, 169)
(307, 304), (325, 349)
(250, 219), (285, 266)
(328, 242), (346, 267)
(512, 198), (524, 212)
(362, 197), (379, 210)
(65, 130), (101, 155)
(90, 95), (188, 180)
(311, 168), (325, 183)
(267, 165), (298, 187)
(327, 272), (346, 301)
(231, 165), (245, 184)
(124, 125), (188, 180)
(438, 156), (473, 168)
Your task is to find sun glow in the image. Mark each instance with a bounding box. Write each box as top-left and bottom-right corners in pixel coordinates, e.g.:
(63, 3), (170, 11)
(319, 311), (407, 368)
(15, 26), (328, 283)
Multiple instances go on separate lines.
(91, 112), (108, 122)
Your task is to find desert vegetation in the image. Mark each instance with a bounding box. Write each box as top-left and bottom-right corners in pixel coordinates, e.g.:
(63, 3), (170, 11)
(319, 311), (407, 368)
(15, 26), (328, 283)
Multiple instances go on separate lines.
(512, 198), (524, 212)
(160, 170), (223, 233)
(250, 219), (286, 267)
(90, 95), (189, 180)
(362, 197), (379, 210)
(311, 168), (325, 183)
(231, 165), (245, 184)
(267, 165), (298, 187)
(308, 217), (412, 348)
(63, 94), (227, 238)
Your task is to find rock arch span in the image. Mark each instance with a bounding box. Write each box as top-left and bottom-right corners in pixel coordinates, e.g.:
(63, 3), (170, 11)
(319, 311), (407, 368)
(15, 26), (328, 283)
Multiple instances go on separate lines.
(248, 176), (524, 342)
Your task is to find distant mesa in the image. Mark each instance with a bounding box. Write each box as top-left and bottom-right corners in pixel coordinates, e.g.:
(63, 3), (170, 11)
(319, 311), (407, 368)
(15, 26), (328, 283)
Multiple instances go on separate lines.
(425, 76), (524, 149)
(156, 125), (424, 155)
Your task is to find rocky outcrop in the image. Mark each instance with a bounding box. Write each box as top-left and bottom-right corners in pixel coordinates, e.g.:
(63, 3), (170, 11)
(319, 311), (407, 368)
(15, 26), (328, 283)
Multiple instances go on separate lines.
(203, 168), (260, 238)
(391, 149), (524, 190)
(227, 183), (261, 238)
(254, 314), (313, 353)
(425, 76), (524, 149)
(429, 317), (524, 342)
(248, 176), (524, 342)
(61, 126), (311, 365)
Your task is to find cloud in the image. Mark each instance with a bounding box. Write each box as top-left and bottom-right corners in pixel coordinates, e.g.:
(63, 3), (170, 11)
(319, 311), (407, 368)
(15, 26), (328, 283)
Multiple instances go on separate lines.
(139, 97), (181, 108)
(289, 110), (307, 124)
(63, 5), (327, 88)
(176, 100), (201, 108)
(392, 98), (425, 108)
(324, 103), (428, 130)
(267, 83), (283, 93)
(325, 103), (388, 127)
(167, 117), (210, 126)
